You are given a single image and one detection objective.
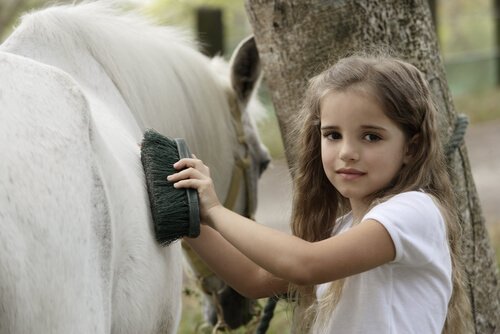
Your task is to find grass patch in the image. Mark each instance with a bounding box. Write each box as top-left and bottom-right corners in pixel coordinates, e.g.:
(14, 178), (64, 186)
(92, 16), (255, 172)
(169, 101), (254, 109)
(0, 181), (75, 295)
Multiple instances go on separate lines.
(178, 277), (292, 333)
(453, 87), (500, 124)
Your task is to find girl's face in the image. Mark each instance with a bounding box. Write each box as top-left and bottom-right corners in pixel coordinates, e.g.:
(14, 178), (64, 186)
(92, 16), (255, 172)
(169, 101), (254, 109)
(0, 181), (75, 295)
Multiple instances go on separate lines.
(320, 88), (410, 209)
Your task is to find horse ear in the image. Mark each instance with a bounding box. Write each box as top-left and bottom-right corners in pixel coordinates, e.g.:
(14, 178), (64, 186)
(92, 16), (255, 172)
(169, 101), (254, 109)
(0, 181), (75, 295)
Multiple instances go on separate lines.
(229, 35), (261, 105)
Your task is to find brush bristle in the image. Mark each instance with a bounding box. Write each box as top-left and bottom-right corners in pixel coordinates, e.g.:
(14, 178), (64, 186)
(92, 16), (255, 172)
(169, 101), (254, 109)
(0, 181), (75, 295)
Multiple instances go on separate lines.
(141, 129), (199, 245)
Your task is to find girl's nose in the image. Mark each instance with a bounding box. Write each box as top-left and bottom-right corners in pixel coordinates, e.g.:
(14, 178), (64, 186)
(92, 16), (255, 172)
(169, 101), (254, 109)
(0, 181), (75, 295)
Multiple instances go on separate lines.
(339, 141), (359, 162)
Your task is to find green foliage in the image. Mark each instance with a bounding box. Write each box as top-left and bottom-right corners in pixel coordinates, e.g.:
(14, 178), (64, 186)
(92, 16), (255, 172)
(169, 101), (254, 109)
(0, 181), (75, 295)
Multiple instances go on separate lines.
(437, 0), (497, 96)
(439, 0), (494, 55)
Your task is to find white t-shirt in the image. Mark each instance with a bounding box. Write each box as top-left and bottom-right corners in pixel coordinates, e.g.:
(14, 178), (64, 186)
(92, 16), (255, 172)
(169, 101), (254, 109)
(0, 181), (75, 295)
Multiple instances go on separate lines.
(314, 191), (452, 333)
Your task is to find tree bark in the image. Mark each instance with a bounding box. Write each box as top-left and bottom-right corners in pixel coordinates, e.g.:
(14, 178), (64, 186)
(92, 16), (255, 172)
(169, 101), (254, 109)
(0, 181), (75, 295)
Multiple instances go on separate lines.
(245, 1), (499, 333)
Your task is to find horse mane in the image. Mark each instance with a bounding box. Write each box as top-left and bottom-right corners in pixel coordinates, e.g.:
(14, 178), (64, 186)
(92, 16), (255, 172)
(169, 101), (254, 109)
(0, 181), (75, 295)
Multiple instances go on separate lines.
(8, 1), (238, 194)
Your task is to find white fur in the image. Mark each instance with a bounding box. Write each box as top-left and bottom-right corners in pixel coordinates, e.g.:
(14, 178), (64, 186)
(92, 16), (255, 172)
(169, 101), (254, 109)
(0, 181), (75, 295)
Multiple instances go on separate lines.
(0, 2), (268, 333)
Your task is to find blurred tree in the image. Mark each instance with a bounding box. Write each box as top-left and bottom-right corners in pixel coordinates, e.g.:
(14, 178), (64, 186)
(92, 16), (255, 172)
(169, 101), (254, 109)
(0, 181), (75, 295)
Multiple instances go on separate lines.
(0, 0), (29, 39)
(246, 1), (499, 333)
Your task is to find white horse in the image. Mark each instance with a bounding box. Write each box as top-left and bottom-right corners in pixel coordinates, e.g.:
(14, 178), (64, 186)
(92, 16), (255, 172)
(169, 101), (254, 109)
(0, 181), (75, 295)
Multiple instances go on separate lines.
(0, 2), (270, 333)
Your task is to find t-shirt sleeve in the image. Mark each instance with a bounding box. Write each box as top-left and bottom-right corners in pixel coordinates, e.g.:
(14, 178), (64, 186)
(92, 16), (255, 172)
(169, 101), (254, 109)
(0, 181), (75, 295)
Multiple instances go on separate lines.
(363, 191), (448, 266)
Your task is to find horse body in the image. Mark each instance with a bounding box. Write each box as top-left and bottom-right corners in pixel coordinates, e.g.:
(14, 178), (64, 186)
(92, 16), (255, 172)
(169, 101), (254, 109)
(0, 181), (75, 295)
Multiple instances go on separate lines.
(0, 3), (269, 333)
(0, 51), (112, 333)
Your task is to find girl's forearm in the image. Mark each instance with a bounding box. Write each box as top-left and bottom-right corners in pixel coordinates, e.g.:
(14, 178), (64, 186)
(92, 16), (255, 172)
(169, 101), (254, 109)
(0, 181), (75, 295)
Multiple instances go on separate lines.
(185, 225), (287, 299)
(206, 206), (314, 285)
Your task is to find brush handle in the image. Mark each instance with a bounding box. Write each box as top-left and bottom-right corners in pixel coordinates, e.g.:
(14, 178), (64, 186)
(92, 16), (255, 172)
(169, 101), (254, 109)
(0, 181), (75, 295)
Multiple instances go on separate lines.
(174, 138), (200, 238)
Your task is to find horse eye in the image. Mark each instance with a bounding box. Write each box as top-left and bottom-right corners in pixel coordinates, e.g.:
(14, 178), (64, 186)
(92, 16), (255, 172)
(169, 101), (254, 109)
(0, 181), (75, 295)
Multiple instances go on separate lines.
(259, 156), (271, 176)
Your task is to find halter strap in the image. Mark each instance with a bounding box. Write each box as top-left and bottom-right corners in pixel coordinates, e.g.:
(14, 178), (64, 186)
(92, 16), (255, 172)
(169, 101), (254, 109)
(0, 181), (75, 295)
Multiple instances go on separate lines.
(182, 90), (255, 311)
(222, 91), (254, 218)
(223, 156), (251, 214)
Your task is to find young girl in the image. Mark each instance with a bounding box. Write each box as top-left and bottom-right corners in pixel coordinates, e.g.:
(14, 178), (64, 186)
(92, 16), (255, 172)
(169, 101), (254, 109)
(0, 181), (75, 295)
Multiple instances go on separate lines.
(168, 55), (471, 333)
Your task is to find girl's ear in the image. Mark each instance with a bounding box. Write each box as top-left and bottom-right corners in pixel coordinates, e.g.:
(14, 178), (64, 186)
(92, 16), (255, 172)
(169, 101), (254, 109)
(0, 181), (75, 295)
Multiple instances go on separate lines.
(403, 134), (420, 164)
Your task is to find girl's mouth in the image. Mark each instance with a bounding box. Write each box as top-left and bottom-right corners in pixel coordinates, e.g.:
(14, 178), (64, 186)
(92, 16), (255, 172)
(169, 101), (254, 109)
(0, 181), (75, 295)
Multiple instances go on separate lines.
(336, 168), (366, 180)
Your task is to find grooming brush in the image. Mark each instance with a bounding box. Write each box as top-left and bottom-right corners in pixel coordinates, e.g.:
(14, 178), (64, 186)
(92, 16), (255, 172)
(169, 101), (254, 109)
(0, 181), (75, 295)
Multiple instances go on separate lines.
(140, 129), (200, 245)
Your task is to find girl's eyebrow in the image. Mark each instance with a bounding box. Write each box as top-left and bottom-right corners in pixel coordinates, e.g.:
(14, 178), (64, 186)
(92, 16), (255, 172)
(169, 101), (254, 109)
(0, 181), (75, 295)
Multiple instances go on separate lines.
(320, 125), (339, 131)
(320, 125), (387, 131)
(360, 125), (387, 132)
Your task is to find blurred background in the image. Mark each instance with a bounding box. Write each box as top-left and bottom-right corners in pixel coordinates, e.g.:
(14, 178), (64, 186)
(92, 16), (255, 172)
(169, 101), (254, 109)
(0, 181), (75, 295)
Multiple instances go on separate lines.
(1, 0), (499, 332)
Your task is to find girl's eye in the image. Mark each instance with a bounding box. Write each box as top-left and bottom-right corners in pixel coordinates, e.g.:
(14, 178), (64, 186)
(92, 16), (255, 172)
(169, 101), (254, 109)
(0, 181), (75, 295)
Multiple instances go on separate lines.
(324, 131), (342, 140)
(363, 133), (381, 142)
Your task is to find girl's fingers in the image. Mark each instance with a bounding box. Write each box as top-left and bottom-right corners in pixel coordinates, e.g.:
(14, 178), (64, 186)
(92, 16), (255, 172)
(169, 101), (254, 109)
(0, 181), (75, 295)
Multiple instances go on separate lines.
(174, 158), (198, 169)
(172, 178), (203, 189)
(173, 157), (202, 170)
(166, 157), (221, 218)
(167, 166), (204, 182)
(168, 157), (213, 195)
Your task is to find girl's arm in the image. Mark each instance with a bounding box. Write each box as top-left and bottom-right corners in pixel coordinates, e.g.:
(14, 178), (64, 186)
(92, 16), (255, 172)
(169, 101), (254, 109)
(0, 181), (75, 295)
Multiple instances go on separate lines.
(204, 205), (395, 285)
(169, 158), (396, 286)
(185, 224), (289, 299)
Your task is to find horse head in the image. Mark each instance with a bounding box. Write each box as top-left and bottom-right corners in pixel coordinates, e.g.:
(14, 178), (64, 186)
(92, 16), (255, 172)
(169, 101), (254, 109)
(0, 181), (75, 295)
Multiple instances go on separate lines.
(183, 36), (272, 330)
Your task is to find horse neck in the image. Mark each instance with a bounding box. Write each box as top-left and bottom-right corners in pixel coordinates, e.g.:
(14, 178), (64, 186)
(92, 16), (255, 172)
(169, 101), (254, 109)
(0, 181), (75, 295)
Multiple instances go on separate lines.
(1, 2), (238, 198)
(0, 7), (143, 140)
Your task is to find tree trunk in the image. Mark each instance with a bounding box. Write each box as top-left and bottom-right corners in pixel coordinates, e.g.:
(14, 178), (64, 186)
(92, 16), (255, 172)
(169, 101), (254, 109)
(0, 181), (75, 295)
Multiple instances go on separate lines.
(245, 1), (499, 333)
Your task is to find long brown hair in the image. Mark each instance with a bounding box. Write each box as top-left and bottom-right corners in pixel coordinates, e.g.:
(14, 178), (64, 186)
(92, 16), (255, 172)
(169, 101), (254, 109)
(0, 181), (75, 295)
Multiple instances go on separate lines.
(288, 55), (471, 333)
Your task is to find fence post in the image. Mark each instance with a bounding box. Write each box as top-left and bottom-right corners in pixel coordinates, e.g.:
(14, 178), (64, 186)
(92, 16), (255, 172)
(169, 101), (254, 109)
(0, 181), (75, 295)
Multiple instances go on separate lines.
(196, 7), (224, 57)
(495, 0), (500, 86)
(428, 0), (438, 36)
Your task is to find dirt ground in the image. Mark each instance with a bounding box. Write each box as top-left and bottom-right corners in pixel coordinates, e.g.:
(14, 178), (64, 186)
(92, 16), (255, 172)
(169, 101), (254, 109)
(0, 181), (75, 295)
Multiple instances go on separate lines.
(255, 119), (500, 231)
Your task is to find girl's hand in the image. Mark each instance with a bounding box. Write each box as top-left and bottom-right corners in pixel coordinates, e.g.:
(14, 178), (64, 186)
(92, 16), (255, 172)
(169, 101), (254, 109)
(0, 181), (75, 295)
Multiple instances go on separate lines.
(167, 157), (221, 223)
